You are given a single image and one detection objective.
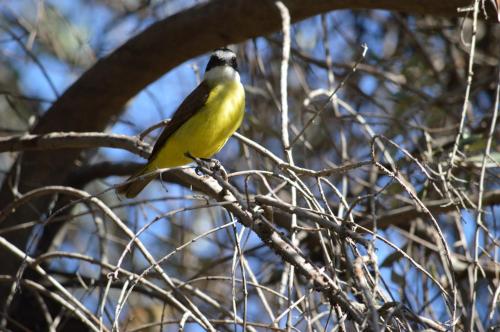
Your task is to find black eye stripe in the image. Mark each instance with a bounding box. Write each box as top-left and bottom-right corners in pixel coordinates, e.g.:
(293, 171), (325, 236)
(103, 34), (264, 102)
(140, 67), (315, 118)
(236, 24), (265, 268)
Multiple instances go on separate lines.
(230, 57), (238, 71)
(206, 57), (225, 72)
(205, 53), (238, 73)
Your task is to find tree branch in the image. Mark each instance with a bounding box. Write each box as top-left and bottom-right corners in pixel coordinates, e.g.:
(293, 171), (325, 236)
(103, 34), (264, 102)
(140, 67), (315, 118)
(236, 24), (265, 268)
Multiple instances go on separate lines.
(0, 132), (151, 158)
(361, 190), (500, 229)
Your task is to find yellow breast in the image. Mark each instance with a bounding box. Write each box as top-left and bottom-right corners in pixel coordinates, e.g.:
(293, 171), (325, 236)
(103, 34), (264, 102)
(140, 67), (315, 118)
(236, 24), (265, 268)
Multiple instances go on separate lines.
(149, 80), (245, 169)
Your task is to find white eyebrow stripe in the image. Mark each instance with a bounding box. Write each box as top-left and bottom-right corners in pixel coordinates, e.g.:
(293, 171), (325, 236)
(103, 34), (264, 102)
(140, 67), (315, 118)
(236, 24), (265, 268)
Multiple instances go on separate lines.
(213, 49), (235, 61)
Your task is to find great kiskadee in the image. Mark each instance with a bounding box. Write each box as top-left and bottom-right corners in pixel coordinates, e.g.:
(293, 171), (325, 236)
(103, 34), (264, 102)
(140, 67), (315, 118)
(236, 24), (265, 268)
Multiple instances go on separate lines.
(117, 48), (245, 198)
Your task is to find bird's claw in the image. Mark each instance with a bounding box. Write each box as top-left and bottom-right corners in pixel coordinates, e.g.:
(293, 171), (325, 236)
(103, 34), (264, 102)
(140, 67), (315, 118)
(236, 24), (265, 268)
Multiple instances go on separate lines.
(201, 158), (221, 171)
(194, 166), (204, 176)
(184, 153), (227, 180)
(203, 158), (228, 180)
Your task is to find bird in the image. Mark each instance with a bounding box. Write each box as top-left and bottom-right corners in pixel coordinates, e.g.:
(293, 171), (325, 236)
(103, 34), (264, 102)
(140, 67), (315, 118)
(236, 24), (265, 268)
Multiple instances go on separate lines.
(117, 48), (245, 198)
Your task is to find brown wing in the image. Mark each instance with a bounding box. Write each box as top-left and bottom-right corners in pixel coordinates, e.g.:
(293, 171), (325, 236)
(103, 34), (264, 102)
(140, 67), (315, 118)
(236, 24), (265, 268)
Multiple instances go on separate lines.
(149, 81), (210, 161)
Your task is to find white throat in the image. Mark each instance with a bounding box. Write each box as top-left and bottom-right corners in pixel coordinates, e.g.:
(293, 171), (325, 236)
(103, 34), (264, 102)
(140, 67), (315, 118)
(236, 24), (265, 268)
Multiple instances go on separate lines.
(204, 66), (240, 86)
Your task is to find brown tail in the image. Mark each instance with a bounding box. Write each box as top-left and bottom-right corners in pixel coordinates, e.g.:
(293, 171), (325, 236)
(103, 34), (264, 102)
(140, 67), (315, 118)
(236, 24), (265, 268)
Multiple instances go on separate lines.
(116, 166), (156, 198)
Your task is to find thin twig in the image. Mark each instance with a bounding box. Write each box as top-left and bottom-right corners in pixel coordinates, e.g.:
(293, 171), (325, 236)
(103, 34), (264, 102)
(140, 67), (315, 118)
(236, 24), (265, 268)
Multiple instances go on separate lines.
(290, 43), (368, 147)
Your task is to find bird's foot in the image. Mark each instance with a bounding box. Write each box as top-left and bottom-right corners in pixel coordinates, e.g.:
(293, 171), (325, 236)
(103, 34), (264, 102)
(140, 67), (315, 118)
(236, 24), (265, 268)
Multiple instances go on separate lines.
(194, 166), (204, 176)
(184, 152), (203, 175)
(184, 153), (226, 180)
(201, 158), (227, 180)
(200, 157), (219, 170)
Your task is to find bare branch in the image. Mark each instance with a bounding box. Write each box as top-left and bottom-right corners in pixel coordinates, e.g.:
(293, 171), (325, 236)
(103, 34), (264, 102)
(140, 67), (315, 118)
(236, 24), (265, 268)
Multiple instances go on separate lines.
(361, 190), (500, 229)
(0, 132), (151, 158)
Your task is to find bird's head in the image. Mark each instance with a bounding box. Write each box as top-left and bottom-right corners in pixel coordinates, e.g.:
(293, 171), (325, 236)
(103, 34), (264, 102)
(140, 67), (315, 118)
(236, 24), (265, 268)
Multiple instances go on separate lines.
(204, 48), (239, 84)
